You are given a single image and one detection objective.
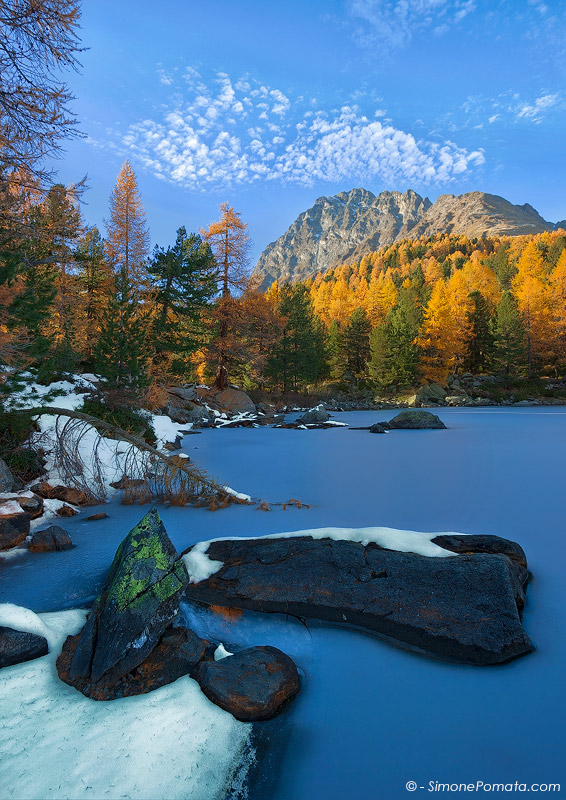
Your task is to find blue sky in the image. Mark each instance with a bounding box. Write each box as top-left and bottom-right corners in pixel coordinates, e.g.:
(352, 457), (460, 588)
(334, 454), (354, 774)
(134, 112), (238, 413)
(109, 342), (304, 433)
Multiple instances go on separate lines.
(54, 0), (566, 263)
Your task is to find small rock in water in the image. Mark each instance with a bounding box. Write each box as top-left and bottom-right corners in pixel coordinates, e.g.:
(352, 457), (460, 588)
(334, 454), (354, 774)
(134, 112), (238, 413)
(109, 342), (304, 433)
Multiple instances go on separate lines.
(388, 409), (447, 429)
(296, 405), (330, 425)
(369, 423), (387, 434)
(195, 645), (301, 721)
(29, 525), (74, 552)
(85, 512), (109, 521)
(0, 626), (48, 669)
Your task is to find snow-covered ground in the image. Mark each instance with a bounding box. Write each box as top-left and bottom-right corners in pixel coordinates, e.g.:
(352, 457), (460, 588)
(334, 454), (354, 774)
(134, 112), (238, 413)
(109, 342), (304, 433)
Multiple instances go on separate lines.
(0, 605), (253, 800)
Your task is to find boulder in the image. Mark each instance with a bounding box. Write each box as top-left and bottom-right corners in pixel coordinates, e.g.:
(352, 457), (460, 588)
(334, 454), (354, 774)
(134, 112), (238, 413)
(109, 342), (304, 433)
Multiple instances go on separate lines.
(57, 624), (214, 700)
(30, 481), (90, 506)
(17, 494), (44, 519)
(194, 645), (301, 721)
(0, 505), (30, 550)
(0, 626), (48, 669)
(388, 410), (447, 429)
(369, 423), (387, 434)
(56, 504), (78, 517)
(0, 458), (14, 492)
(29, 525), (74, 553)
(416, 383), (447, 406)
(210, 387), (256, 415)
(184, 536), (533, 665)
(296, 404), (330, 425)
(65, 508), (188, 688)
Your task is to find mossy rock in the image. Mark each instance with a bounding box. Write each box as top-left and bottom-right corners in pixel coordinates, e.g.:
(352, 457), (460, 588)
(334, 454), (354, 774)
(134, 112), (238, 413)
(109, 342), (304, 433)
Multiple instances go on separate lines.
(388, 410), (447, 429)
(68, 508), (188, 686)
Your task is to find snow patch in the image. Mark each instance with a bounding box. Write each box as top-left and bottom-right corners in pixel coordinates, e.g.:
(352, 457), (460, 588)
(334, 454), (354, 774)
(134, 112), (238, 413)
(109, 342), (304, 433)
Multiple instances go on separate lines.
(0, 603), (54, 649)
(0, 608), (252, 800)
(182, 525), (462, 584)
(214, 643), (234, 660)
(223, 485), (252, 502)
(0, 499), (26, 516)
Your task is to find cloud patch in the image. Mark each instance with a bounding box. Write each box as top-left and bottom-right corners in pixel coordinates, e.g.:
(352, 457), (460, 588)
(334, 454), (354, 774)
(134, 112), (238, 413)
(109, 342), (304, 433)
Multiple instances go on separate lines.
(121, 68), (484, 190)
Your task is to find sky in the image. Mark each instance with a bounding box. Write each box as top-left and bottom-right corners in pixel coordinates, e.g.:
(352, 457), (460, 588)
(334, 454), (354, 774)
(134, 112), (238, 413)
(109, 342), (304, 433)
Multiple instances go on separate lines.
(53, 0), (566, 264)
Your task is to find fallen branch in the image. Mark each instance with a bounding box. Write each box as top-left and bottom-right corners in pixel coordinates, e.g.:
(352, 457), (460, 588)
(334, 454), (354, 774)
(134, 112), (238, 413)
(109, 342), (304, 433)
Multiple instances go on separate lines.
(17, 406), (238, 508)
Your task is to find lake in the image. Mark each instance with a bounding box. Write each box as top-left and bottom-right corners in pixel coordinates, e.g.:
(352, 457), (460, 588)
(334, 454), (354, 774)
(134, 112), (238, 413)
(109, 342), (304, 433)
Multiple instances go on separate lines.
(1, 408), (565, 798)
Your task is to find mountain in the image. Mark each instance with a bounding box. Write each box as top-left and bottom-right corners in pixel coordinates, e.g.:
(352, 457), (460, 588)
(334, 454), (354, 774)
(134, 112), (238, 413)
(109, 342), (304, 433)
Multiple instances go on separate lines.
(252, 189), (556, 289)
(252, 189), (431, 290)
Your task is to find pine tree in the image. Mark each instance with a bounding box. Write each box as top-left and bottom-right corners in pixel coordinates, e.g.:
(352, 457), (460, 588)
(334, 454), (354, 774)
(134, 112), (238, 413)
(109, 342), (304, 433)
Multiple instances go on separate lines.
(148, 227), (217, 379)
(340, 307), (371, 379)
(203, 204), (250, 389)
(327, 319), (344, 379)
(369, 292), (420, 388)
(74, 226), (113, 363)
(464, 291), (494, 373)
(491, 291), (526, 381)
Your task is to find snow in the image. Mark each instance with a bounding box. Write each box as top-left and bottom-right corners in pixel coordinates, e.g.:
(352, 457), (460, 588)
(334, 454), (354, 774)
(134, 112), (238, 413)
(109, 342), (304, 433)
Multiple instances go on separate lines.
(214, 643), (234, 660)
(0, 547), (28, 561)
(223, 485), (252, 502)
(183, 525), (462, 584)
(0, 608), (253, 800)
(0, 500), (25, 516)
(0, 603), (54, 648)
(151, 414), (183, 448)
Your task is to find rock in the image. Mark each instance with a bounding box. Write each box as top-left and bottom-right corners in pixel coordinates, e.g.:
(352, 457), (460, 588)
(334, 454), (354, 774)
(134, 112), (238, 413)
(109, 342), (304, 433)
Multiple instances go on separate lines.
(109, 477), (146, 490)
(184, 536), (533, 665)
(369, 423), (387, 434)
(85, 512), (109, 521)
(29, 525), (74, 552)
(194, 645), (301, 721)
(30, 481), (90, 506)
(0, 458), (14, 492)
(388, 410), (447, 429)
(167, 385), (198, 404)
(163, 434), (183, 452)
(416, 383), (447, 405)
(0, 506), (30, 551)
(406, 394), (419, 407)
(210, 387), (256, 415)
(57, 624), (214, 700)
(17, 494), (44, 519)
(445, 395), (471, 406)
(56, 504), (78, 517)
(296, 404), (330, 425)
(64, 508), (188, 688)
(0, 626), (48, 669)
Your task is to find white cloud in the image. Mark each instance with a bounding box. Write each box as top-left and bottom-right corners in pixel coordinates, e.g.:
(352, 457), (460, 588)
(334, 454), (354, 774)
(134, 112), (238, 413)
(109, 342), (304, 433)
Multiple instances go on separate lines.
(122, 68), (484, 190)
(346, 0), (477, 50)
(460, 90), (562, 127)
(515, 93), (559, 122)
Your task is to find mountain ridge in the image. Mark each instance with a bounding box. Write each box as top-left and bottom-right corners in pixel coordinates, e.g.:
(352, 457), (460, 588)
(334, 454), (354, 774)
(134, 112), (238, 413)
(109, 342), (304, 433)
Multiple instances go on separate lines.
(252, 189), (558, 289)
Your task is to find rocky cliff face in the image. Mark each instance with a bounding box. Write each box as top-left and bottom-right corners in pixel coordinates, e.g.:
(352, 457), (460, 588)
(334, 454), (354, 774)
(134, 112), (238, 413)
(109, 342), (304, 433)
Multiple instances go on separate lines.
(252, 188), (556, 288)
(252, 188), (431, 290)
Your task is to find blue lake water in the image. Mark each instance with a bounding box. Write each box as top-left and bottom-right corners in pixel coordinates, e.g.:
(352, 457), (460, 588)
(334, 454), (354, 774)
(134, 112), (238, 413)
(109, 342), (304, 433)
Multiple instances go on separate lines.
(1, 408), (565, 798)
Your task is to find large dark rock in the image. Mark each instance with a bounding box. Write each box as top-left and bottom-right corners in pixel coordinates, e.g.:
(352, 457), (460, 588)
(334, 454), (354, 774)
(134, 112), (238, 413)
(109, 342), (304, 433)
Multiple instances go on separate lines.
(58, 624), (214, 700)
(0, 458), (14, 492)
(296, 405), (330, 425)
(184, 536), (533, 665)
(65, 508), (188, 688)
(195, 645), (301, 721)
(388, 409), (447, 429)
(0, 626), (48, 668)
(0, 508), (30, 551)
(29, 525), (74, 553)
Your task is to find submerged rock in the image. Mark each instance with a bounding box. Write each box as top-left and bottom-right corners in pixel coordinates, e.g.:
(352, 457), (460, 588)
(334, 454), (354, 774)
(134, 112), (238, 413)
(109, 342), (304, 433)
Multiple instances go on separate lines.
(85, 512), (109, 521)
(29, 525), (74, 553)
(0, 626), (48, 668)
(388, 409), (447, 429)
(63, 508), (188, 688)
(184, 535), (533, 665)
(195, 645), (301, 721)
(57, 623), (214, 700)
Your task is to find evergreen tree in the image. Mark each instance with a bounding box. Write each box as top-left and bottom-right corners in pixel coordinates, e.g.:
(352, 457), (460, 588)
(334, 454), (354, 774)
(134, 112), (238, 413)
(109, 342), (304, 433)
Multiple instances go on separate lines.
(369, 292), (420, 388)
(340, 307), (371, 379)
(491, 291), (526, 381)
(464, 291), (494, 373)
(95, 266), (148, 388)
(327, 319), (344, 379)
(148, 227), (217, 379)
(74, 226), (113, 363)
(266, 284), (327, 391)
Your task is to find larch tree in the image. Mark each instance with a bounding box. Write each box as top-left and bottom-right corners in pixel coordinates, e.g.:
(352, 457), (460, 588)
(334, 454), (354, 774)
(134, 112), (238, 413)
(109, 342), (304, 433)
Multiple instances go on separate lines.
(96, 161), (150, 389)
(202, 203), (251, 389)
